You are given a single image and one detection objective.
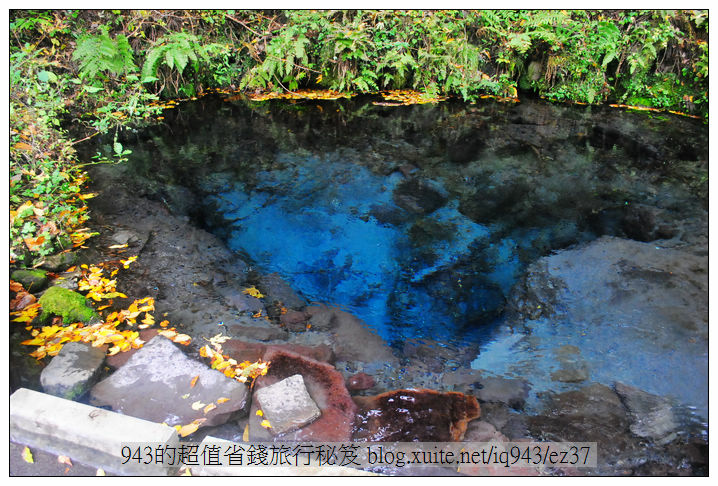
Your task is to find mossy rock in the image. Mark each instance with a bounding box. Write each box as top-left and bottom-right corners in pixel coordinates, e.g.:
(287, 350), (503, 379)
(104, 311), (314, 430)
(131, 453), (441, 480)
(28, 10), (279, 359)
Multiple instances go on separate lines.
(38, 286), (99, 325)
(11, 268), (50, 292)
(40, 251), (79, 272)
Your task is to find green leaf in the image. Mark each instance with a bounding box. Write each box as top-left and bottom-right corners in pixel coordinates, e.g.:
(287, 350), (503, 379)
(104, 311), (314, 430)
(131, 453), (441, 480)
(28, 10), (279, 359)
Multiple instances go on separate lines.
(37, 70), (57, 83)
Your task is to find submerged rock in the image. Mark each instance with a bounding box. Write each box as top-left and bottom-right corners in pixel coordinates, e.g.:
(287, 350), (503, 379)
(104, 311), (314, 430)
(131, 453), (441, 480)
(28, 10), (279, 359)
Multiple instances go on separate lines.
(474, 376), (530, 410)
(257, 272), (306, 310)
(346, 372), (375, 392)
(353, 389), (480, 442)
(40, 342), (107, 400)
(90, 336), (249, 428)
(614, 382), (679, 444)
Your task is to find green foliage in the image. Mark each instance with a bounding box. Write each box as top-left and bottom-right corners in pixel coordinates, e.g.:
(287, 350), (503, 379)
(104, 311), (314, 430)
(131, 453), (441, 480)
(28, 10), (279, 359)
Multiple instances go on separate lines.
(73, 27), (136, 81)
(142, 32), (228, 96)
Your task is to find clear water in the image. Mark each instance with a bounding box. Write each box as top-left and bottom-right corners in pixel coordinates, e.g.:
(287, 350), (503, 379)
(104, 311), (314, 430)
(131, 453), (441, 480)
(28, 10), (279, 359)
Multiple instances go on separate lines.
(105, 94), (708, 425)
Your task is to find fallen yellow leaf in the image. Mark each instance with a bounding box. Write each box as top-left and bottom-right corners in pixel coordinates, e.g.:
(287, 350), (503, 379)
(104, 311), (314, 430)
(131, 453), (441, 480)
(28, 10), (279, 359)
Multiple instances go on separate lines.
(22, 446), (34, 463)
(191, 400), (206, 410)
(96, 468), (106, 476)
(190, 375), (199, 388)
(260, 419), (272, 429)
(216, 397), (230, 404)
(203, 403), (217, 414)
(243, 423), (249, 442)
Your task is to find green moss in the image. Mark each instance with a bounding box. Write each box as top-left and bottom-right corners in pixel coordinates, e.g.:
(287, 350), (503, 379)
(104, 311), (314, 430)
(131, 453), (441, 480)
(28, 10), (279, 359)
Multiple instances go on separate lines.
(38, 286), (99, 325)
(11, 268), (49, 291)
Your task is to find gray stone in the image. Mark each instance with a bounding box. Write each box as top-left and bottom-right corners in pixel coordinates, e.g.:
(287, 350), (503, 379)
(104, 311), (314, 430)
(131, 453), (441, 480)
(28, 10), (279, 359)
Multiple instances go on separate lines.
(41, 342), (107, 400)
(90, 336), (248, 428)
(614, 382), (679, 443)
(254, 374), (321, 435)
(551, 345), (590, 383)
(39, 251), (78, 272)
(257, 273), (306, 310)
(475, 376), (530, 410)
(10, 388), (179, 476)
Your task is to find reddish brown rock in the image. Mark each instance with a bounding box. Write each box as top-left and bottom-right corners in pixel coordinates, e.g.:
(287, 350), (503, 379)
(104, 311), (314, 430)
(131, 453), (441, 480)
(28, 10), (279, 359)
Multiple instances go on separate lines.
(249, 349), (357, 442)
(353, 389), (480, 442)
(346, 372), (375, 392)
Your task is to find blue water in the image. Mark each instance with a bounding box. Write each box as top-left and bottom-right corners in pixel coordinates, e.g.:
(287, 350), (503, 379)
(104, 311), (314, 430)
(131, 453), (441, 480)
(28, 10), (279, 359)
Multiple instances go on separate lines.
(206, 153), (520, 344)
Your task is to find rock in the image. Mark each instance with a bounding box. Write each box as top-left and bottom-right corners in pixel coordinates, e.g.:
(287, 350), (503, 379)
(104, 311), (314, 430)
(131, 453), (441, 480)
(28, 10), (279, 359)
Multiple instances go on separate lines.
(11, 268), (49, 292)
(110, 228), (148, 247)
(227, 324), (288, 342)
(614, 382), (679, 443)
(463, 420), (508, 443)
(39, 251), (78, 272)
(353, 389), (480, 442)
(40, 342), (107, 400)
(280, 309), (309, 331)
(37, 286), (99, 325)
(254, 374), (322, 435)
(329, 308), (397, 364)
(475, 376), (530, 410)
(222, 339), (335, 364)
(90, 336), (249, 428)
(220, 289), (265, 314)
(304, 304), (337, 331)
(392, 178), (448, 214)
(508, 237), (708, 342)
(257, 273), (306, 310)
(551, 345), (589, 383)
(346, 372), (375, 392)
(105, 329), (159, 369)
(249, 349), (357, 442)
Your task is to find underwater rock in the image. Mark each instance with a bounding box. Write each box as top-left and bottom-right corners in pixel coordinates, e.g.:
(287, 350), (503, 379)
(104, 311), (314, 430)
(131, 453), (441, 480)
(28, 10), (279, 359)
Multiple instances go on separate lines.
(614, 382), (679, 444)
(474, 376), (530, 410)
(280, 309), (310, 331)
(353, 389), (480, 442)
(249, 349), (357, 442)
(257, 272), (306, 310)
(346, 372), (375, 392)
(392, 178), (448, 215)
(90, 336), (249, 428)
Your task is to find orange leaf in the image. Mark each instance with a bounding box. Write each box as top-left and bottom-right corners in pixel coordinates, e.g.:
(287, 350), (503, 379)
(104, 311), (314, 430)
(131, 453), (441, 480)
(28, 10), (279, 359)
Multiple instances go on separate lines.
(14, 141), (33, 151)
(57, 455), (73, 467)
(216, 397), (230, 404)
(190, 375), (199, 388)
(203, 403), (217, 414)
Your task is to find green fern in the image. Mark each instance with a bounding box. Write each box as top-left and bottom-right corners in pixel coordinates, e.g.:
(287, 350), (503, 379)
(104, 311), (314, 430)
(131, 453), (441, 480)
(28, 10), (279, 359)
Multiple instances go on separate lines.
(142, 32), (215, 83)
(72, 28), (136, 81)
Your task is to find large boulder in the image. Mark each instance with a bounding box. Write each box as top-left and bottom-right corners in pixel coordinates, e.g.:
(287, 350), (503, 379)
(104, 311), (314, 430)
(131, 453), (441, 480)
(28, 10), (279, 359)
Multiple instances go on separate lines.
(90, 336), (249, 428)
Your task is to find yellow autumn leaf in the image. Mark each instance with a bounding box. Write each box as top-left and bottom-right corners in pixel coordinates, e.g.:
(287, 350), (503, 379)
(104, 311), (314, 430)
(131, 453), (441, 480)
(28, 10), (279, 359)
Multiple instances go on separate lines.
(175, 418), (206, 437)
(242, 286), (264, 299)
(108, 243), (128, 249)
(191, 401), (206, 410)
(21, 446), (34, 463)
(216, 397), (230, 404)
(190, 375), (199, 387)
(203, 403), (217, 414)
(260, 419), (272, 429)
(243, 423), (250, 442)
(107, 346), (121, 356)
(256, 409), (263, 417)
(96, 468), (106, 476)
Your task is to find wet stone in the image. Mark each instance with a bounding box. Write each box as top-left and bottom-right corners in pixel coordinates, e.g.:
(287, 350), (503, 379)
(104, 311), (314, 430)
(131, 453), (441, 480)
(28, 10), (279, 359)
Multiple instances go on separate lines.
(257, 272), (306, 310)
(90, 336), (249, 428)
(474, 376), (530, 410)
(254, 374), (321, 436)
(40, 342), (107, 400)
(614, 382), (679, 444)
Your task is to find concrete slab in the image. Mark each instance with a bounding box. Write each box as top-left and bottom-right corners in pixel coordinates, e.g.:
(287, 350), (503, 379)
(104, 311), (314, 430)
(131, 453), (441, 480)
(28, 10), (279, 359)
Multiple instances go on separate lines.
(10, 388), (179, 476)
(190, 436), (378, 476)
